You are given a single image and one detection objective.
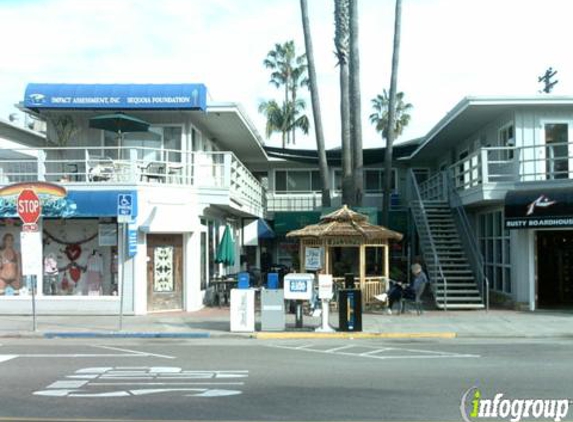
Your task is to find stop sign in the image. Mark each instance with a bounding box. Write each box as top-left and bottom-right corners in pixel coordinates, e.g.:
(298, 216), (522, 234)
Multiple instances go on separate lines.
(17, 189), (41, 224)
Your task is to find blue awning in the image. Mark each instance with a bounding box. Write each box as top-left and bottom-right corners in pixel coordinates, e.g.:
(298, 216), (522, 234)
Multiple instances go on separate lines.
(0, 185), (137, 219)
(23, 83), (207, 111)
(67, 190), (138, 218)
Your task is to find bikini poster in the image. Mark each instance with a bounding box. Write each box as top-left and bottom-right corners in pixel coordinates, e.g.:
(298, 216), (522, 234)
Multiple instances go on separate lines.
(0, 226), (22, 295)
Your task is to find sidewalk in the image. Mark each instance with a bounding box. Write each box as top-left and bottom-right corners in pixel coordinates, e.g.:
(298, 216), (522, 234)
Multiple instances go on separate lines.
(2, 307), (573, 339)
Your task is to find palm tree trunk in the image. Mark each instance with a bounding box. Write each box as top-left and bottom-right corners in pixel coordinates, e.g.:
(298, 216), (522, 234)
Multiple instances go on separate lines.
(335, 0), (354, 207)
(349, 0), (363, 207)
(300, 0), (331, 207)
(382, 0), (402, 226)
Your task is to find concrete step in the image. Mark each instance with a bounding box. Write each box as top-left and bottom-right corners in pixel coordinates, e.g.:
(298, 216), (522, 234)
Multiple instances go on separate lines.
(435, 303), (485, 310)
(434, 296), (483, 302)
(434, 289), (481, 295)
(431, 282), (478, 288)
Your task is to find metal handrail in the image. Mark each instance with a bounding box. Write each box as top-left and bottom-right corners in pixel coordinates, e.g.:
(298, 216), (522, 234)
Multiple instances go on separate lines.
(408, 169), (448, 310)
(445, 169), (490, 311)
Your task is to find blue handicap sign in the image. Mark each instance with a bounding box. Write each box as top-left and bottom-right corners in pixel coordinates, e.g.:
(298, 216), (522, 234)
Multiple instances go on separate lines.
(117, 194), (133, 217)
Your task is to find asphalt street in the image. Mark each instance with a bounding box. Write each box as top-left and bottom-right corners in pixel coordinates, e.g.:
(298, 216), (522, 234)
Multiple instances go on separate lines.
(0, 338), (572, 422)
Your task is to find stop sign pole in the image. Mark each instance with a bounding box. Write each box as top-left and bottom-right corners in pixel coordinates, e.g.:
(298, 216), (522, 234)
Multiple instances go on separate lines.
(17, 189), (42, 332)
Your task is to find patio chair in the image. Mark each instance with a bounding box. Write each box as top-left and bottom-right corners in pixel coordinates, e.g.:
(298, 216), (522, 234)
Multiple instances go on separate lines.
(141, 162), (165, 183)
(400, 281), (427, 315)
(87, 156), (115, 181)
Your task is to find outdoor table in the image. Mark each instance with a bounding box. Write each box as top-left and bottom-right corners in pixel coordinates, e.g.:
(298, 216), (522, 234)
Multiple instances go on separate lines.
(211, 278), (238, 307)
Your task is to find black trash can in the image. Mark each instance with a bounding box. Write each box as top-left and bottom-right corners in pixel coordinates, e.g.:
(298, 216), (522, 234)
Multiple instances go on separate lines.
(338, 288), (362, 332)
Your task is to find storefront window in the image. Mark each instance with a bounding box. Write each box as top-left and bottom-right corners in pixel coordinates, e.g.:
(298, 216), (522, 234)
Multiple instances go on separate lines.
(477, 210), (511, 294)
(42, 219), (117, 296)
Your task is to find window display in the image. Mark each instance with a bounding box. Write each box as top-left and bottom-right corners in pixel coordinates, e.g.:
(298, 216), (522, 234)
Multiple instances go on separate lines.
(42, 219), (117, 296)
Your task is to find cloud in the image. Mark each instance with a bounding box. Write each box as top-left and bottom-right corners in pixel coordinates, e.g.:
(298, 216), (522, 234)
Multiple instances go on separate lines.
(1, 0), (573, 150)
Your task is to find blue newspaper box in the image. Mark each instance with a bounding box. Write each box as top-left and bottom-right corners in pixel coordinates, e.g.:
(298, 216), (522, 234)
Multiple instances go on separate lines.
(238, 272), (250, 289)
(267, 272), (279, 289)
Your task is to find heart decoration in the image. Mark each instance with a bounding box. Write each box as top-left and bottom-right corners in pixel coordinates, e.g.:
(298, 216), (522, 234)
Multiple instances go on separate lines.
(69, 266), (82, 283)
(65, 244), (82, 261)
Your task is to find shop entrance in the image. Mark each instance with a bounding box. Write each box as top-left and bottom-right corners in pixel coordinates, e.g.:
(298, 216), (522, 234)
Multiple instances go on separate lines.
(537, 230), (573, 307)
(147, 234), (184, 312)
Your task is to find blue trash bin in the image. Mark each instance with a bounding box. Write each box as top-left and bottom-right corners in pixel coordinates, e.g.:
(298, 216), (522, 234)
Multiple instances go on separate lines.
(238, 272), (250, 289)
(267, 272), (279, 289)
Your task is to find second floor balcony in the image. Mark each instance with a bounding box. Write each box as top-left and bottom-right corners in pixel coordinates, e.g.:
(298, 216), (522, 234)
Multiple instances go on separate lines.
(418, 141), (573, 205)
(0, 146), (265, 218)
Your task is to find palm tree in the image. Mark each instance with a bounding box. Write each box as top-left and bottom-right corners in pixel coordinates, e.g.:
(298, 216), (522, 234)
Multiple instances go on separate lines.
(369, 91), (412, 139)
(259, 99), (310, 147)
(382, 0), (404, 226)
(369, 89), (412, 223)
(349, 0), (363, 206)
(300, 0), (331, 207)
(263, 41), (308, 146)
(335, 0), (354, 207)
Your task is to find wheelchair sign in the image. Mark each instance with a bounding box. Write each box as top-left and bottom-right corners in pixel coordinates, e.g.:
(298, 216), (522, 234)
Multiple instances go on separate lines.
(117, 194), (133, 223)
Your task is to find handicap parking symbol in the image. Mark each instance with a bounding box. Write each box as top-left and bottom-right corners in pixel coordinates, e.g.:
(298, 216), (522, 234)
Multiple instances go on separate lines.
(117, 194), (133, 216)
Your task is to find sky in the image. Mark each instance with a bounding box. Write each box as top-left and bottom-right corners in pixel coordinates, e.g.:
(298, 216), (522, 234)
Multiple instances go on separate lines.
(1, 0), (573, 150)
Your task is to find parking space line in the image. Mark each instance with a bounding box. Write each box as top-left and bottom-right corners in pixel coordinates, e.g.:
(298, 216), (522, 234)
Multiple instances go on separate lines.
(94, 345), (175, 359)
(266, 342), (480, 360)
(359, 348), (391, 356)
(324, 345), (356, 353)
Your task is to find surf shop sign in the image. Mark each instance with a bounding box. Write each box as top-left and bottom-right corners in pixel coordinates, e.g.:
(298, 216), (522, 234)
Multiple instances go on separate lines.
(0, 182), (72, 221)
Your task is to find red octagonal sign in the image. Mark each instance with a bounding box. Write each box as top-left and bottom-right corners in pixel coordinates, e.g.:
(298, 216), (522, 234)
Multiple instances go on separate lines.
(17, 189), (41, 225)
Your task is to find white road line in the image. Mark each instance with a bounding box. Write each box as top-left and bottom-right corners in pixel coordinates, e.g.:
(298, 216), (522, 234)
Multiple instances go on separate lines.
(267, 343), (480, 360)
(324, 345), (356, 353)
(92, 382), (245, 385)
(293, 344), (314, 350)
(359, 348), (391, 356)
(0, 355), (17, 363)
(94, 345), (175, 359)
(393, 346), (481, 358)
(6, 353), (146, 358)
(359, 354), (481, 360)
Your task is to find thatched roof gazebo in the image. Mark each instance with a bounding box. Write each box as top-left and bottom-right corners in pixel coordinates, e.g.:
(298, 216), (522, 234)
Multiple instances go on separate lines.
(287, 205), (403, 306)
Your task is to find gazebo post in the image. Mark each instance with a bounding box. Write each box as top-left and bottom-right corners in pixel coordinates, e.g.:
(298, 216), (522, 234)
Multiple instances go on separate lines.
(384, 243), (389, 285)
(324, 240), (330, 275)
(359, 243), (365, 295)
(299, 240), (304, 273)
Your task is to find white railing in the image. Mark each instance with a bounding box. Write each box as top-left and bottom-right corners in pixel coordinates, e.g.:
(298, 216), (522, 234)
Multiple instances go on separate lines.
(266, 192), (323, 212)
(448, 142), (573, 192)
(0, 146), (264, 214)
(418, 172), (446, 201)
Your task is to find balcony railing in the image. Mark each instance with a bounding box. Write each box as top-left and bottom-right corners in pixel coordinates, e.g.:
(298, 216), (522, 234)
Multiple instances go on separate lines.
(266, 191), (323, 212)
(446, 141), (573, 192)
(0, 146), (264, 214)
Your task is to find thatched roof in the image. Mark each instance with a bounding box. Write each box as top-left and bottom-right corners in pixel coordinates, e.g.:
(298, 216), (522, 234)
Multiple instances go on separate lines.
(286, 205), (403, 241)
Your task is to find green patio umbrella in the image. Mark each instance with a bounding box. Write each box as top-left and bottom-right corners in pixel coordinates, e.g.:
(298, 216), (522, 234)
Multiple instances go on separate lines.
(215, 225), (235, 266)
(89, 112), (150, 160)
(89, 112), (150, 133)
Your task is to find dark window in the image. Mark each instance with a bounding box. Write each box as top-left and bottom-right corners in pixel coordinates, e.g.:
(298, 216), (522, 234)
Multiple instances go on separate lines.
(275, 171), (287, 192)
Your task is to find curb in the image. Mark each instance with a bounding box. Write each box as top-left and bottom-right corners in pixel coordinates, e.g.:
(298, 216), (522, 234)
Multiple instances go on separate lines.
(43, 332), (211, 339)
(254, 331), (457, 340)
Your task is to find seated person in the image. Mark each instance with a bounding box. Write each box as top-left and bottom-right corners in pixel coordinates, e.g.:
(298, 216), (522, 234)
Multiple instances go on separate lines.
(403, 263), (428, 301)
